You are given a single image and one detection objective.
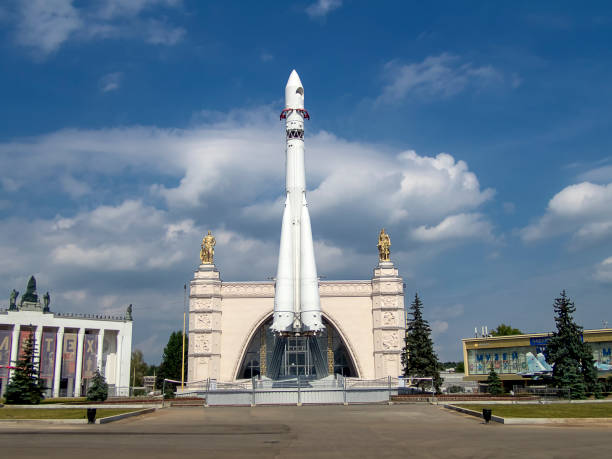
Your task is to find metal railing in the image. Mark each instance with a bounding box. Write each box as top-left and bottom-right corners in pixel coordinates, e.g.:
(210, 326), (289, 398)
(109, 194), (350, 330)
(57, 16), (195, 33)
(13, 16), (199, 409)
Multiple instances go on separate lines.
(172, 375), (398, 406)
(513, 385), (571, 400)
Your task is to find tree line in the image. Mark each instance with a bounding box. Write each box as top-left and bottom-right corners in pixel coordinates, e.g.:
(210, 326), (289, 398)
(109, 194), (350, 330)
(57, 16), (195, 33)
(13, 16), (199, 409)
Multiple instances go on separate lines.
(401, 290), (607, 398)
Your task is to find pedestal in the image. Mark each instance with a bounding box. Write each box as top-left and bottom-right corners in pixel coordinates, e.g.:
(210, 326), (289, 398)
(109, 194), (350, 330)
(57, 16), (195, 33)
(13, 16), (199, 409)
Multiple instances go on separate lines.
(188, 264), (222, 384)
(371, 261), (405, 379)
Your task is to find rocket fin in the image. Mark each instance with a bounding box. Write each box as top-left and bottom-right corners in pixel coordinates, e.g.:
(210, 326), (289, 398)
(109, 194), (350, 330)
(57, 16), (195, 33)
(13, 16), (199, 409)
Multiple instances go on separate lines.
(300, 195), (324, 333)
(271, 197), (294, 333)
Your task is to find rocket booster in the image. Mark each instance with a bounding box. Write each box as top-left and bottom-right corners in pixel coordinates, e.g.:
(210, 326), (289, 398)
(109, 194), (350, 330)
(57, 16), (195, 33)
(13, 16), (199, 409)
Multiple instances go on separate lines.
(271, 70), (324, 335)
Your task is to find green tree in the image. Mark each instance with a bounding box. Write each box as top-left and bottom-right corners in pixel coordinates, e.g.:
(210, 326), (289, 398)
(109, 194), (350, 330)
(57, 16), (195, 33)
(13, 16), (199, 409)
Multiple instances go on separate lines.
(486, 367), (503, 395)
(455, 361), (465, 373)
(87, 369), (108, 402)
(5, 335), (46, 404)
(545, 291), (599, 399)
(491, 323), (523, 336)
(157, 331), (188, 389)
(402, 293), (442, 393)
(130, 350), (149, 387)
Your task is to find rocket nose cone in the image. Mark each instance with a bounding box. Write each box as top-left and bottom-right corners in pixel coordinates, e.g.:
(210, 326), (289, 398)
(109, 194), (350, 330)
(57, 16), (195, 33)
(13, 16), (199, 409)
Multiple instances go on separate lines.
(285, 69), (304, 109)
(286, 69), (303, 88)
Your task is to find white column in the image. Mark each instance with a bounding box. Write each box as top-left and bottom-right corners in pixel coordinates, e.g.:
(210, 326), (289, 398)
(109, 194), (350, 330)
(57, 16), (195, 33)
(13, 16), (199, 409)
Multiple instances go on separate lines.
(34, 326), (43, 372)
(53, 328), (64, 398)
(74, 329), (85, 396)
(97, 330), (104, 373)
(8, 325), (20, 382)
(115, 333), (123, 396)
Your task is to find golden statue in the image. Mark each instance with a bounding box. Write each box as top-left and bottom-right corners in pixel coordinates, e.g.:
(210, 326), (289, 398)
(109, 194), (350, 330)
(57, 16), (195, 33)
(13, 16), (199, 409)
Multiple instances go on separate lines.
(200, 230), (216, 264)
(377, 228), (391, 262)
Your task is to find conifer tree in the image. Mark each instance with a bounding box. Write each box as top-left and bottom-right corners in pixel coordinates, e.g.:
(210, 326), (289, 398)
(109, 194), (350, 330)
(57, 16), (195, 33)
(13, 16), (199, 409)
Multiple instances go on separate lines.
(87, 369), (108, 402)
(402, 293), (442, 393)
(156, 331), (188, 389)
(5, 335), (46, 404)
(486, 367), (503, 395)
(545, 291), (599, 399)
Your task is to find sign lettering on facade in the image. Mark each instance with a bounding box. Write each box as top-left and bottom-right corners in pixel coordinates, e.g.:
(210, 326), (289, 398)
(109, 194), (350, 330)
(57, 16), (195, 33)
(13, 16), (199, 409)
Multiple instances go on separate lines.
(18, 330), (33, 359)
(61, 333), (77, 380)
(81, 335), (97, 379)
(39, 331), (57, 387)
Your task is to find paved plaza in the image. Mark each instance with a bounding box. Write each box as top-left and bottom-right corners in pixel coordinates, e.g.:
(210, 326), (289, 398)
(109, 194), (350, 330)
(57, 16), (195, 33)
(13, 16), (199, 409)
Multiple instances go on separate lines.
(0, 404), (610, 458)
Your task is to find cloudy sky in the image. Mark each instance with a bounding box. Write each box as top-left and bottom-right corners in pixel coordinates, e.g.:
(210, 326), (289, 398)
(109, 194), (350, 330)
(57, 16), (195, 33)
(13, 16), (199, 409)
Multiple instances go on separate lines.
(1, 1), (612, 364)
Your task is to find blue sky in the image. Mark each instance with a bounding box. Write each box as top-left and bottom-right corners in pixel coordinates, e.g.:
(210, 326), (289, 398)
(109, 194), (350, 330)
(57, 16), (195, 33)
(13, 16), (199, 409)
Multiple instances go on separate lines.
(1, 0), (612, 364)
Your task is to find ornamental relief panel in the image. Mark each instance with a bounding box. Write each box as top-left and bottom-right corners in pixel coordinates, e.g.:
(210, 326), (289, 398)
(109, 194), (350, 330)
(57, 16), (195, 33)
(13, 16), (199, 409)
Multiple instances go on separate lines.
(382, 332), (399, 351)
(190, 298), (213, 311)
(382, 311), (396, 326)
(319, 283), (371, 297)
(193, 334), (211, 353)
(221, 283), (274, 298)
(195, 313), (212, 330)
(379, 296), (398, 308)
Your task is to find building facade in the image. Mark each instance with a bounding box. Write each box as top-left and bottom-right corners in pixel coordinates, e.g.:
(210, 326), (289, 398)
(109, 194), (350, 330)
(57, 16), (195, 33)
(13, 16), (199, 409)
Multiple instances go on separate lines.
(188, 260), (406, 383)
(462, 329), (612, 386)
(1, 279), (133, 398)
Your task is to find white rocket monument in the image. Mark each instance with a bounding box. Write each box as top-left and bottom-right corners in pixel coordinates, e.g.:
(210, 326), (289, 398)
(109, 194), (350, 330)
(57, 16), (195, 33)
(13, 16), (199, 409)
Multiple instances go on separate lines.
(271, 70), (324, 336)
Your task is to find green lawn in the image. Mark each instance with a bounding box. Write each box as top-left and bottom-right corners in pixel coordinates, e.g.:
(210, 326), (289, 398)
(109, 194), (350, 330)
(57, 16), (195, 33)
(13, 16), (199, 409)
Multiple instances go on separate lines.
(455, 403), (612, 418)
(0, 408), (137, 420)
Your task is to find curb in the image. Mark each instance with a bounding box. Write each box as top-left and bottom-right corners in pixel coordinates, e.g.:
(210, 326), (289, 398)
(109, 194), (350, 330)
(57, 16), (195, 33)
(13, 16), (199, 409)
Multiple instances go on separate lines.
(97, 408), (156, 424)
(0, 408), (156, 424)
(3, 404), (163, 409)
(443, 404), (612, 425)
(443, 404), (505, 423)
(0, 419), (88, 424)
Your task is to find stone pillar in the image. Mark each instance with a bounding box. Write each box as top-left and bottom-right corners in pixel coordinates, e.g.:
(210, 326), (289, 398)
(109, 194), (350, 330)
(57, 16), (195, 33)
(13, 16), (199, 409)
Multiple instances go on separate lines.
(371, 261), (405, 379)
(74, 329), (85, 396)
(34, 326), (43, 373)
(53, 328), (64, 398)
(97, 330), (104, 373)
(188, 264), (222, 383)
(259, 329), (267, 376)
(115, 333), (123, 396)
(8, 325), (20, 383)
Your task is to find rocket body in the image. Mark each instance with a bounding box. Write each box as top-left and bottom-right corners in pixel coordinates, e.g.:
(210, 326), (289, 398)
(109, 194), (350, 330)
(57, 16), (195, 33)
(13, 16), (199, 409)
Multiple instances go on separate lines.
(271, 70), (324, 335)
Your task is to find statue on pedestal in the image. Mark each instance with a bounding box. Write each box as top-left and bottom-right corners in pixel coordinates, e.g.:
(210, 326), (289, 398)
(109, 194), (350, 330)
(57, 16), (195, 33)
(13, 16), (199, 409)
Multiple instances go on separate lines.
(200, 230), (216, 264)
(126, 304), (133, 321)
(20, 275), (38, 305)
(43, 292), (51, 312)
(9, 289), (19, 311)
(377, 228), (391, 262)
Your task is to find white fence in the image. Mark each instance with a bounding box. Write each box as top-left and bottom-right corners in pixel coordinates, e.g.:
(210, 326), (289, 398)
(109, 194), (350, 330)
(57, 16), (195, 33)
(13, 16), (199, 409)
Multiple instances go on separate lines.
(173, 375), (398, 406)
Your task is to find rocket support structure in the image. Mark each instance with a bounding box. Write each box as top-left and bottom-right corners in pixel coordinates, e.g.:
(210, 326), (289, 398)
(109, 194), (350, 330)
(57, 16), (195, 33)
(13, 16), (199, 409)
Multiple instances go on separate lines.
(271, 70), (324, 337)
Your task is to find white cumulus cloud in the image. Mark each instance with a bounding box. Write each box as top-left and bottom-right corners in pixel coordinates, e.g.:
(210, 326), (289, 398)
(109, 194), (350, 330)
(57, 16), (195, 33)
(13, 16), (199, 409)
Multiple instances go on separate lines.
(521, 182), (612, 244)
(412, 213), (493, 243)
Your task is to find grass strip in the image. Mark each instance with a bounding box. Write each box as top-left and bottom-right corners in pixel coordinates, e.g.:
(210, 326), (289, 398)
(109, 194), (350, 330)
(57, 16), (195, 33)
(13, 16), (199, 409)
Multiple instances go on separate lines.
(0, 408), (137, 420)
(455, 403), (612, 418)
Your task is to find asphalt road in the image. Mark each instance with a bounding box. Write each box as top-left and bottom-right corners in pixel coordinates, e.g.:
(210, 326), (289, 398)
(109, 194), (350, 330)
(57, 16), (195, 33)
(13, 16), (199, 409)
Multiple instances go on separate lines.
(0, 404), (610, 458)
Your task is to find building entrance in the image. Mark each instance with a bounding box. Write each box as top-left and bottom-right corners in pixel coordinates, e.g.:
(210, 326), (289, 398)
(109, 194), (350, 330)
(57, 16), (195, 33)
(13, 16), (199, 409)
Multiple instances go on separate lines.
(238, 317), (357, 380)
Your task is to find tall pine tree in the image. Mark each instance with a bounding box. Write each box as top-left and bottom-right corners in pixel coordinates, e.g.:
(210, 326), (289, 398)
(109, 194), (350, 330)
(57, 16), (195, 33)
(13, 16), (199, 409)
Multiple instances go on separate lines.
(156, 331), (188, 389)
(5, 335), (46, 404)
(545, 291), (600, 399)
(402, 293), (442, 393)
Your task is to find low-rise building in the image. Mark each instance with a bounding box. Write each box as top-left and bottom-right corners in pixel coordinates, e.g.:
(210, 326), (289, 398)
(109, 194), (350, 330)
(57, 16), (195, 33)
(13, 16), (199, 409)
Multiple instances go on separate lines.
(462, 329), (612, 389)
(1, 277), (133, 398)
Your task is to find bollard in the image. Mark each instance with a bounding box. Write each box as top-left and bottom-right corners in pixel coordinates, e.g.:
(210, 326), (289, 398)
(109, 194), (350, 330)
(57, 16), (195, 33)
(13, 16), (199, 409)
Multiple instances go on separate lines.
(87, 408), (97, 424)
(482, 408), (492, 424)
